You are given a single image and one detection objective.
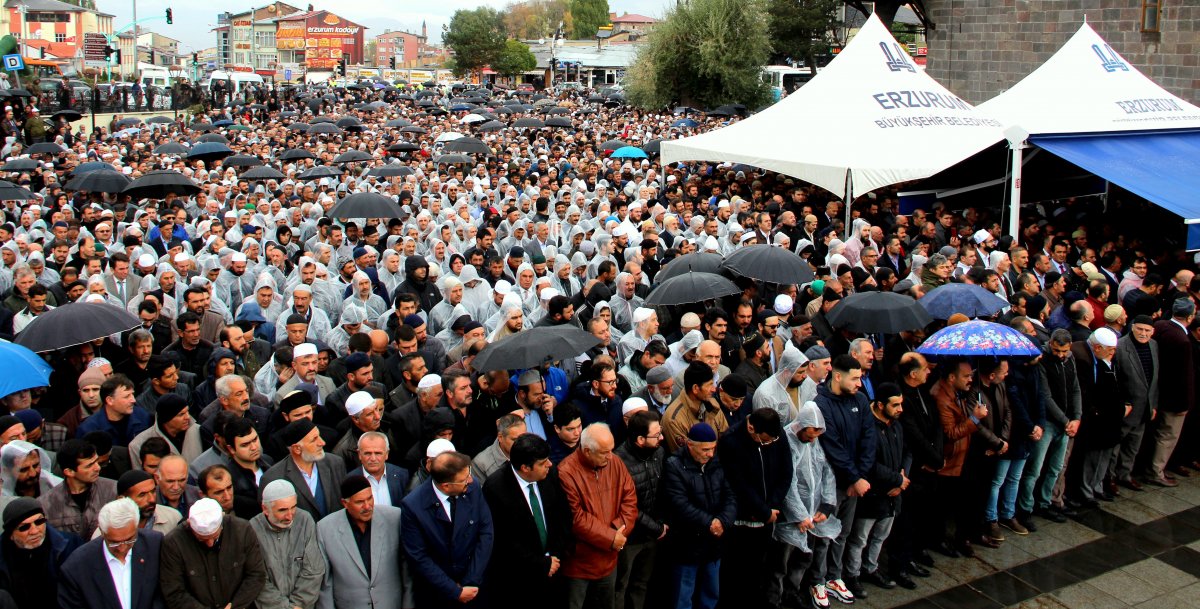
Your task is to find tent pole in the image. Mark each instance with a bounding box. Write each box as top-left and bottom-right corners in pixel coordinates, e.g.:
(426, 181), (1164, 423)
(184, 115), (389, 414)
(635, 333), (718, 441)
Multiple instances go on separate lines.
(1005, 127), (1029, 239)
(843, 170), (854, 239)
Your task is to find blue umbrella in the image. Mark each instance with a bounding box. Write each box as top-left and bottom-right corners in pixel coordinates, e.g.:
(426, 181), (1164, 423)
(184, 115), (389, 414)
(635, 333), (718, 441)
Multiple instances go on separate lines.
(917, 320), (1041, 358)
(450, 104), (475, 112)
(672, 118), (699, 128)
(0, 342), (51, 396)
(114, 127), (141, 138)
(610, 146), (648, 159)
(212, 119), (234, 127)
(919, 283), (1010, 320)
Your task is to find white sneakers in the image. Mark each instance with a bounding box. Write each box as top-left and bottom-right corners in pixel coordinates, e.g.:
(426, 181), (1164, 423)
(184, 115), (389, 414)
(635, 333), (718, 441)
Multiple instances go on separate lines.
(826, 578), (856, 604)
(810, 584), (831, 608)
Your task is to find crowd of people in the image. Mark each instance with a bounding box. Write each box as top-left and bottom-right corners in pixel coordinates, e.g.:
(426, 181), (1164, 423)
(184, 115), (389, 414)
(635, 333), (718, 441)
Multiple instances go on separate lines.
(0, 76), (1193, 609)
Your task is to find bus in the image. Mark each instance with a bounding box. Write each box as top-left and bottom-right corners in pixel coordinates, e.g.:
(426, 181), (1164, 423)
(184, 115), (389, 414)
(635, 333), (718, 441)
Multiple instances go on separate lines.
(762, 65), (817, 101)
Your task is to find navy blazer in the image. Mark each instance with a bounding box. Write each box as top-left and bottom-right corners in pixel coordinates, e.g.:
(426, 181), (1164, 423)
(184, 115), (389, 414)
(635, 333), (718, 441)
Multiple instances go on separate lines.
(58, 529), (165, 609)
(400, 479), (494, 608)
(350, 463), (412, 506)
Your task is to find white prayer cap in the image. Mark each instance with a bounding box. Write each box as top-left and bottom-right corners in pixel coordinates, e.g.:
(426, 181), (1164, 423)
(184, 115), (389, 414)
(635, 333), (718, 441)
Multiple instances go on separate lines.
(621, 397), (648, 416)
(84, 294), (106, 303)
(293, 343), (318, 358)
(774, 294), (794, 315)
(1091, 327), (1119, 348)
(261, 479), (296, 505)
(173, 252), (191, 262)
(633, 307), (655, 324)
(417, 374), (442, 390)
(292, 283), (312, 294)
(540, 287), (559, 300)
(612, 225), (627, 238)
(973, 229), (992, 245)
(345, 391), (375, 417)
(223, 211), (237, 219)
(426, 438), (456, 459)
(231, 252), (247, 263)
(188, 498), (224, 535)
(137, 253), (156, 267)
(494, 280), (512, 295)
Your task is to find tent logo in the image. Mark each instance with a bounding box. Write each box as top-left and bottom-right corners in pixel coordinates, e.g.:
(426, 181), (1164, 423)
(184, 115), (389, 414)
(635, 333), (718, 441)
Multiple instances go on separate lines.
(1092, 44), (1129, 73)
(880, 42), (916, 73)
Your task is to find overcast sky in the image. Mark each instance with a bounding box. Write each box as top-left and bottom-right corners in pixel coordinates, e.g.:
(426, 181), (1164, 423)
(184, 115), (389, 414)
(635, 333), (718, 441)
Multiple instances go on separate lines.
(103, 0), (670, 54)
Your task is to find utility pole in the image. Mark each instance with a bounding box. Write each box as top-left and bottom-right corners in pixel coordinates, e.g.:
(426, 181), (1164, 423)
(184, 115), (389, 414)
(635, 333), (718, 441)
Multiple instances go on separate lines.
(131, 0), (137, 80)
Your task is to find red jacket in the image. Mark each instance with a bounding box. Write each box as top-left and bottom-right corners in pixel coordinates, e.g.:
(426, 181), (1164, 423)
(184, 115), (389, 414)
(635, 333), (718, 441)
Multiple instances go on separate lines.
(932, 378), (978, 477)
(558, 448), (639, 579)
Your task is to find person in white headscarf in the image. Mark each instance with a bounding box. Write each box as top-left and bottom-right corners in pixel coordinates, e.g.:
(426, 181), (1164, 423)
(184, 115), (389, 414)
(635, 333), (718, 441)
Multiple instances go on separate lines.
(826, 239), (849, 271)
(378, 249), (404, 296)
(617, 307), (661, 366)
(551, 254), (580, 299)
(609, 271), (644, 334)
(753, 347), (809, 426)
(327, 305), (368, 357)
(842, 219), (872, 267)
(433, 303), (473, 353)
(772, 402), (841, 597)
(457, 265), (491, 321)
(0, 440), (61, 498)
(427, 276), (464, 336)
(512, 262), (539, 315)
(487, 298), (526, 342)
(476, 280), (512, 328)
(342, 271), (388, 327)
(245, 272), (285, 321)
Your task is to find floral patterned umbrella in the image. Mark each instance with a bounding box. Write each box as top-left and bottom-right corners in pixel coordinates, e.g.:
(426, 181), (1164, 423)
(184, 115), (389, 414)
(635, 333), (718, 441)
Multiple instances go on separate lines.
(916, 320), (1041, 358)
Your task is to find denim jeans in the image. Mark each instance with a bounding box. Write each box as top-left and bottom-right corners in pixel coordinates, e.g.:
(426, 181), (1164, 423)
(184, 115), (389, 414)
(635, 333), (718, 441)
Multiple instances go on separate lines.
(845, 515), (895, 576)
(988, 457), (1028, 521)
(673, 560), (721, 609)
(1018, 424), (1069, 512)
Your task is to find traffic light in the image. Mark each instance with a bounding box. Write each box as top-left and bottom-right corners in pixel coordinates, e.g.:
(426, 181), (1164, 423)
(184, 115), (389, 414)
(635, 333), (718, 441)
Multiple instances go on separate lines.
(192, 52), (198, 64)
(39, 47), (45, 59)
(165, 8), (173, 24)
(338, 54), (347, 76)
(389, 56), (396, 69)
(149, 49), (156, 63)
(104, 46), (121, 64)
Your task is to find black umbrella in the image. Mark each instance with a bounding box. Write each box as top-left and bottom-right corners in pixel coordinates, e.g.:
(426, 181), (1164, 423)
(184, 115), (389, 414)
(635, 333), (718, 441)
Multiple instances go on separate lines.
(115, 117), (143, 128)
(645, 272), (740, 306)
(494, 107), (514, 115)
(707, 105), (737, 117)
(280, 148), (316, 160)
(337, 117), (365, 131)
(297, 166), (343, 180)
(63, 170), (131, 193)
(308, 123), (343, 136)
(546, 117), (574, 128)
(435, 154), (474, 165)
(656, 252), (724, 283)
(367, 165), (415, 178)
(222, 154), (263, 168)
(310, 117), (336, 124)
(600, 139), (628, 151)
(444, 137), (489, 155)
(189, 121), (214, 132)
(195, 133), (229, 145)
(0, 158), (38, 171)
(721, 245), (815, 285)
(187, 142), (234, 162)
(472, 326), (601, 373)
(153, 142), (189, 155)
(15, 302), (140, 353)
(399, 126), (427, 135)
(387, 142), (420, 153)
(385, 118), (413, 128)
(333, 150), (373, 164)
(123, 170), (200, 199)
(513, 117), (545, 129)
(241, 166), (286, 180)
(0, 180), (33, 200)
(544, 107), (570, 115)
(476, 120), (506, 132)
(26, 142), (66, 156)
(587, 95), (605, 103)
(825, 291), (933, 334)
(70, 161), (117, 175)
(643, 139), (665, 155)
(51, 109), (82, 122)
(5, 89), (31, 98)
(145, 116), (174, 125)
(288, 123), (310, 132)
(326, 192), (400, 219)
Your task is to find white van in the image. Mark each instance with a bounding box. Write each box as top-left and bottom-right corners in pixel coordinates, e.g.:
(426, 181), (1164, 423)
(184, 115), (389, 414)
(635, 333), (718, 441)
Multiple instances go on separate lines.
(205, 70), (266, 96)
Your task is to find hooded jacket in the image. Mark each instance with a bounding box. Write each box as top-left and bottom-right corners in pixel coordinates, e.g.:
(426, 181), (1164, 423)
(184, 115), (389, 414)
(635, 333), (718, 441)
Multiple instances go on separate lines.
(662, 447), (737, 563)
(813, 382), (876, 489)
(393, 255), (442, 313)
(774, 402), (840, 552)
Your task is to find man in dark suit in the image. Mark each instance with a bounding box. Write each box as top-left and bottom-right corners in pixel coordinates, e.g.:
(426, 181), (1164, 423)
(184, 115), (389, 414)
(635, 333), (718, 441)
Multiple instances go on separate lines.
(401, 450), (494, 608)
(58, 497), (164, 609)
(1112, 316), (1158, 492)
(259, 419), (347, 520)
(1146, 299), (1195, 486)
(483, 434), (572, 609)
(877, 235), (908, 279)
(350, 430), (411, 507)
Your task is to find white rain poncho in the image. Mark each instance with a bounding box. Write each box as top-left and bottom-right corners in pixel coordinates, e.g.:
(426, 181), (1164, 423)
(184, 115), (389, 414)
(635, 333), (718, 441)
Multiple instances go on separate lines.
(753, 347), (807, 426)
(0, 440), (61, 497)
(773, 402), (841, 552)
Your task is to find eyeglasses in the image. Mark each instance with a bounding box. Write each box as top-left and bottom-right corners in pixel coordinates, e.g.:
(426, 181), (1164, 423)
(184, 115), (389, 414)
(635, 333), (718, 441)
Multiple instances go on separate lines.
(16, 517), (46, 532)
(105, 537), (137, 549)
(597, 378), (618, 386)
(764, 324), (779, 330)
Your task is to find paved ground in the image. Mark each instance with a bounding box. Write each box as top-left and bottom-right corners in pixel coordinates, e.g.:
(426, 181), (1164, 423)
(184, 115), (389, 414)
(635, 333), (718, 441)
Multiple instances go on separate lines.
(794, 472), (1200, 609)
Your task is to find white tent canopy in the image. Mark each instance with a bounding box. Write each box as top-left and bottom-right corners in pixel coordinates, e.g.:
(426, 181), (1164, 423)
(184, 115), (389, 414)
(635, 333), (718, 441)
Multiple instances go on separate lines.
(660, 14), (1005, 202)
(979, 22), (1200, 135)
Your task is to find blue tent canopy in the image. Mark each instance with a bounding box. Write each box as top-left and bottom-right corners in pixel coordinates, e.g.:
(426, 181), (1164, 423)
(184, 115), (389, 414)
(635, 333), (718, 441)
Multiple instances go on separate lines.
(1030, 129), (1200, 221)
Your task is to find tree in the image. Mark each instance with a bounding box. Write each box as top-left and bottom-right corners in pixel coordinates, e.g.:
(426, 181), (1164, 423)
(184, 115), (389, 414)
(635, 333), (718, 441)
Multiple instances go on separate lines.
(769, 0), (841, 73)
(502, 0), (568, 39)
(568, 0), (609, 39)
(443, 7), (508, 77)
(494, 39), (538, 78)
(626, 0), (772, 111)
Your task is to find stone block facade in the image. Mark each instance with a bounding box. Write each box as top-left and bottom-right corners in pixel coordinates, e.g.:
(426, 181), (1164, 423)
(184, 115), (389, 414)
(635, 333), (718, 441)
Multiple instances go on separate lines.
(923, 0), (1199, 104)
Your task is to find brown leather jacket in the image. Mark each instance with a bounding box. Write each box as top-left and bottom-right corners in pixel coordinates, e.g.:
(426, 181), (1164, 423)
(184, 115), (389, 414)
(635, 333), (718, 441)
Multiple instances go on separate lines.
(558, 449), (639, 580)
(931, 378), (977, 477)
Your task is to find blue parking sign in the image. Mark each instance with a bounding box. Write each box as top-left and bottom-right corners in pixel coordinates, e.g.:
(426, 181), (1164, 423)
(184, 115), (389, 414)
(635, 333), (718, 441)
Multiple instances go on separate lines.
(2, 55), (24, 72)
